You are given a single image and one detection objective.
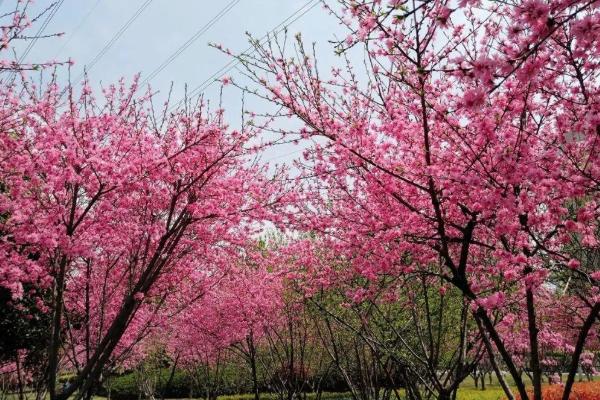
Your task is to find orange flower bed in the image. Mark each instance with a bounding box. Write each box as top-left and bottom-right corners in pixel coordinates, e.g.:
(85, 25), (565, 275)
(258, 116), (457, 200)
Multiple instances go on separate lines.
(514, 381), (600, 400)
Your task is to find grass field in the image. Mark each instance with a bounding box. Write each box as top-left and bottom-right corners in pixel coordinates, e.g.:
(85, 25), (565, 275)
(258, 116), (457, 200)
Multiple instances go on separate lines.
(448, 374), (598, 400)
(2, 375), (598, 400)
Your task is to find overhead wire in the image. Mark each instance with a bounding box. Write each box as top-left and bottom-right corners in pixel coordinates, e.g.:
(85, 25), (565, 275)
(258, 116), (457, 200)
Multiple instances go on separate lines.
(9, 0), (65, 83)
(54, 0), (102, 58)
(18, 0), (65, 62)
(73, 0), (154, 83)
(168, 0), (319, 112)
(264, 148), (305, 163)
(139, 0), (241, 87)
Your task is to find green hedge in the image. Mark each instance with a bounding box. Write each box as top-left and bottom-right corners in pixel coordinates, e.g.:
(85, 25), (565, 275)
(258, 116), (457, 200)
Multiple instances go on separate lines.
(219, 392), (351, 400)
(100, 369), (192, 400)
(98, 368), (352, 400)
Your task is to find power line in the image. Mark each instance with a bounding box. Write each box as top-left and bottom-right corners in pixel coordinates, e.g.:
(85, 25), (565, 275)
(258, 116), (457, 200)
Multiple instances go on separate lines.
(6, 0), (64, 84)
(169, 0), (319, 112)
(54, 0), (102, 58)
(139, 0), (241, 87)
(185, 0), (318, 100)
(74, 0), (153, 82)
(264, 148), (304, 163)
(14, 0), (64, 71)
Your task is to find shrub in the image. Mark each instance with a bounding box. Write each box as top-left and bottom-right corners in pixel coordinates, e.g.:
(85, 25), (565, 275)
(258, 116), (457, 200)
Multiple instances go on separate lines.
(515, 381), (600, 400)
(218, 392), (351, 400)
(101, 369), (192, 400)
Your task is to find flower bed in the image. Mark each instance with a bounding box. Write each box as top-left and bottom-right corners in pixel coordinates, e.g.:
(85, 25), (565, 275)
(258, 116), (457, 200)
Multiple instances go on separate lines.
(515, 382), (600, 400)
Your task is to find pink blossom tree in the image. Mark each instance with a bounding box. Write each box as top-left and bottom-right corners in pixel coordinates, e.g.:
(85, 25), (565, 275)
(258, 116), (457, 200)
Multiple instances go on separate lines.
(232, 1), (600, 399)
(168, 254), (284, 400)
(0, 73), (282, 400)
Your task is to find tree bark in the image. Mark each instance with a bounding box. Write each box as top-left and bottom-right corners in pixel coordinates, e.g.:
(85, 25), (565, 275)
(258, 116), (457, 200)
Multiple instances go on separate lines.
(161, 354), (180, 400)
(562, 302), (600, 400)
(247, 333), (260, 400)
(526, 287), (542, 400)
(48, 255), (68, 400)
(15, 351), (25, 400)
(474, 311), (516, 400)
(56, 219), (188, 400)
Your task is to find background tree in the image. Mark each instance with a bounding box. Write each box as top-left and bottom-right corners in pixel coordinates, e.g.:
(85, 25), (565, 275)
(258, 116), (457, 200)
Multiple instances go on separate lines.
(232, 1), (600, 399)
(0, 75), (282, 400)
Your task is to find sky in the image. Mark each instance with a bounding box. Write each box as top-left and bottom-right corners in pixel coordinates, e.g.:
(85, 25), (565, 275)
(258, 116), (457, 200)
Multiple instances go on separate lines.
(4, 0), (350, 163)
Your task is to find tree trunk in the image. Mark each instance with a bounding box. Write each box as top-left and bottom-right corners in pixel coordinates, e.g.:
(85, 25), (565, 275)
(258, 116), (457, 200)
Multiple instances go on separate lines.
(54, 219), (189, 400)
(526, 287), (542, 400)
(437, 390), (450, 400)
(161, 354), (179, 400)
(247, 334), (260, 400)
(59, 293), (140, 400)
(15, 352), (25, 400)
(459, 276), (527, 399)
(562, 303), (600, 400)
(474, 314), (514, 400)
(48, 255), (68, 400)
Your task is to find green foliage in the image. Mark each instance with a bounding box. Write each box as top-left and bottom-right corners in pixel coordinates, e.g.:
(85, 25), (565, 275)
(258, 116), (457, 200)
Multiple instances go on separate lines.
(100, 368), (355, 400)
(102, 369), (191, 400)
(218, 392), (352, 400)
(101, 363), (255, 400)
(216, 389), (508, 400)
(0, 285), (51, 371)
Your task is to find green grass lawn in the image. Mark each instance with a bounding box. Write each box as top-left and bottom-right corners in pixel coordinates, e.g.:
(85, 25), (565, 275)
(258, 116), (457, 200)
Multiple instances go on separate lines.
(216, 379), (511, 400)
(456, 387), (506, 400)
(3, 374), (597, 400)
(456, 374), (510, 399)
(455, 373), (598, 400)
(219, 389), (509, 400)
